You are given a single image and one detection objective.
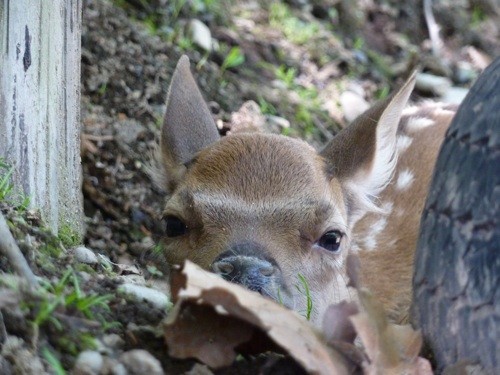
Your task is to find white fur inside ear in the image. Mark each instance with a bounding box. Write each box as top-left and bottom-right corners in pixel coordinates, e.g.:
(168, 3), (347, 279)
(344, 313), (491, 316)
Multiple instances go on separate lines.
(348, 73), (416, 222)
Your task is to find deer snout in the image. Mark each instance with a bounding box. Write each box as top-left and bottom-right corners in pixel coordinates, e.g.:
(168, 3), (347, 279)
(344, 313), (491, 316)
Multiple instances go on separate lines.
(211, 244), (282, 296)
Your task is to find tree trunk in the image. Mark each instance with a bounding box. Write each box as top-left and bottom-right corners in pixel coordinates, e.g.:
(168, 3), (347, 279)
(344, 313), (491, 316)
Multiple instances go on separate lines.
(0, 0), (83, 236)
(412, 57), (500, 374)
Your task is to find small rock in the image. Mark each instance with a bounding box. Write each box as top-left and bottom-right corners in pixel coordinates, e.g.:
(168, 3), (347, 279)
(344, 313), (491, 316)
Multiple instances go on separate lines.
(185, 363), (215, 375)
(120, 349), (164, 375)
(415, 73), (452, 96)
(118, 283), (172, 310)
(441, 87), (469, 105)
(340, 91), (369, 122)
(188, 19), (212, 52)
(455, 61), (477, 84)
(74, 246), (98, 265)
(102, 358), (128, 375)
(102, 334), (125, 350)
(73, 350), (104, 375)
(266, 115), (290, 130)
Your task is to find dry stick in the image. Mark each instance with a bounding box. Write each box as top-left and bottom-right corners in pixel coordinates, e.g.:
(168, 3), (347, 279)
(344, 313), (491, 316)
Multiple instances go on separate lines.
(0, 211), (38, 286)
(423, 0), (443, 58)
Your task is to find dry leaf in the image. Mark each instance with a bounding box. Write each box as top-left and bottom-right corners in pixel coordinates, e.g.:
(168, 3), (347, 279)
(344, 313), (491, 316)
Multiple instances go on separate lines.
(164, 261), (349, 374)
(345, 254), (433, 374)
(227, 101), (265, 134)
(322, 301), (359, 344)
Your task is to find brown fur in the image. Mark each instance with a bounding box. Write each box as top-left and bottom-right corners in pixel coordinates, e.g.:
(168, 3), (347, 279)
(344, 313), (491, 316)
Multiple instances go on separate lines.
(157, 56), (454, 326)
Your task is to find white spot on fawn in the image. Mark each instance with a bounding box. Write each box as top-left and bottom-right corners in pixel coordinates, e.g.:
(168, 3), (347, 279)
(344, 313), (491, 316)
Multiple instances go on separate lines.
(396, 169), (414, 190)
(402, 106), (420, 116)
(362, 236), (377, 251)
(406, 117), (435, 132)
(397, 135), (413, 153)
(434, 107), (455, 117)
(361, 217), (388, 251)
(380, 201), (394, 214)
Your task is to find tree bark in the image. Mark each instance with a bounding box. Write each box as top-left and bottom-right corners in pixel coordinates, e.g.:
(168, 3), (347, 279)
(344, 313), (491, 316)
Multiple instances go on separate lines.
(412, 57), (500, 374)
(0, 0), (83, 236)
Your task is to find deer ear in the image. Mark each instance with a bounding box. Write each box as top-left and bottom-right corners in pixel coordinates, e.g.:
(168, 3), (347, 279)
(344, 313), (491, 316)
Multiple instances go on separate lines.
(160, 55), (220, 191)
(321, 71), (417, 223)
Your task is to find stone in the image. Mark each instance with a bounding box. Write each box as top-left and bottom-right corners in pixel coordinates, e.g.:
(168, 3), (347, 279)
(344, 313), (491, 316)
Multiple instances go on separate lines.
(441, 86), (469, 105)
(187, 19), (212, 52)
(118, 283), (172, 310)
(415, 73), (452, 96)
(73, 350), (104, 375)
(74, 246), (98, 265)
(120, 349), (164, 375)
(340, 90), (369, 122)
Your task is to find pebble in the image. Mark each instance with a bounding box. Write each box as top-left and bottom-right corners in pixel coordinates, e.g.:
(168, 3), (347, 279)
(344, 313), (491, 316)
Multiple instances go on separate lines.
(340, 91), (369, 122)
(118, 283), (172, 310)
(266, 115), (290, 129)
(102, 358), (128, 375)
(74, 246), (98, 265)
(415, 73), (452, 96)
(120, 349), (164, 375)
(73, 350), (104, 375)
(188, 19), (213, 52)
(102, 333), (125, 350)
(441, 86), (469, 105)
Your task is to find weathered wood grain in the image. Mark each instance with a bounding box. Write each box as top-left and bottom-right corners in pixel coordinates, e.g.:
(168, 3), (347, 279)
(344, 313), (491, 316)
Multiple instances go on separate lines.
(0, 0), (83, 235)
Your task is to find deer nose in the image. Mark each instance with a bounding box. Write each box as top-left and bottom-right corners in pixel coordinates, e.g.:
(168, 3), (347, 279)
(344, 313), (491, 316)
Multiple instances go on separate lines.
(211, 255), (278, 293)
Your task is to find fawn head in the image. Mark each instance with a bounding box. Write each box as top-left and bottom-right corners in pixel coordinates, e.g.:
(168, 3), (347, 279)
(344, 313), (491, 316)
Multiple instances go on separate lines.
(156, 56), (421, 323)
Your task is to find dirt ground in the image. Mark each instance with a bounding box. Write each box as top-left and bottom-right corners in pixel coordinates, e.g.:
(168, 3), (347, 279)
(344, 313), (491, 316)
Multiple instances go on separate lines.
(1, 0), (498, 373)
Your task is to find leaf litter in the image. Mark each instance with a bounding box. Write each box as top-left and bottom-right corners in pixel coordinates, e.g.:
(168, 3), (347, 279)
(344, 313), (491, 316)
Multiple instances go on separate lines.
(164, 258), (433, 374)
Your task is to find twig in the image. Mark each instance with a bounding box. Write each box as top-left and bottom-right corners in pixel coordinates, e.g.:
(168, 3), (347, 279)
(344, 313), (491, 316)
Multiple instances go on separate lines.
(0, 211), (38, 286)
(423, 0), (443, 57)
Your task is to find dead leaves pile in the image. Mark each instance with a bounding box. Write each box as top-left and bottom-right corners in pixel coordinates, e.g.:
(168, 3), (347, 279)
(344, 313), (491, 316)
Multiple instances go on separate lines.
(163, 256), (432, 374)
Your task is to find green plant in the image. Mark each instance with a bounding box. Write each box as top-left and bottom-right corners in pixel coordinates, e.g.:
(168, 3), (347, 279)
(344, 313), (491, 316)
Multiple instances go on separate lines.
(97, 82), (107, 96)
(295, 273), (313, 320)
(269, 3), (320, 45)
(177, 36), (194, 51)
(34, 268), (113, 327)
(471, 5), (486, 26)
(258, 96), (277, 116)
(221, 46), (245, 74)
(58, 224), (80, 248)
(0, 158), (31, 210)
(0, 162), (14, 201)
(375, 85), (390, 100)
(42, 347), (66, 375)
(275, 65), (297, 88)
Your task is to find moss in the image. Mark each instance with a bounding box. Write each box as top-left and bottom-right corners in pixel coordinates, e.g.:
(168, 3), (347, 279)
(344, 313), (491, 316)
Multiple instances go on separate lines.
(58, 224), (81, 248)
(74, 263), (96, 275)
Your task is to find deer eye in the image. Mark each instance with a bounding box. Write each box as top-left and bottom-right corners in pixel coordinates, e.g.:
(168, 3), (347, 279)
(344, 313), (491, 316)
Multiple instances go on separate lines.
(317, 230), (343, 252)
(163, 215), (188, 237)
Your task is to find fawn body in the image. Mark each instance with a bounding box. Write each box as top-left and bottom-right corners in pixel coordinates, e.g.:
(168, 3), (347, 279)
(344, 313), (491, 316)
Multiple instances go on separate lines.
(155, 56), (455, 325)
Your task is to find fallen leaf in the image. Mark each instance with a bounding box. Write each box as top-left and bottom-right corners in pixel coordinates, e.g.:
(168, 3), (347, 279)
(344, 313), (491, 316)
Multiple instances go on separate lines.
(345, 256), (433, 375)
(164, 261), (349, 374)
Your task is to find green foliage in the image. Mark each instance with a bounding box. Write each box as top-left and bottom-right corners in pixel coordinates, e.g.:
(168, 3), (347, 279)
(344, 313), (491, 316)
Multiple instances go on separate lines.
(295, 273), (313, 320)
(269, 3), (320, 45)
(0, 158), (30, 210)
(258, 96), (277, 115)
(34, 268), (113, 327)
(58, 224), (80, 248)
(375, 84), (390, 100)
(275, 65), (297, 88)
(41, 347), (67, 375)
(177, 36), (194, 51)
(221, 47), (245, 74)
(471, 5), (486, 26)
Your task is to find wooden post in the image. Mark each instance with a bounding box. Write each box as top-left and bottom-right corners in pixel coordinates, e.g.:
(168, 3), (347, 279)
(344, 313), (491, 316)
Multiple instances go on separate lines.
(0, 0), (83, 236)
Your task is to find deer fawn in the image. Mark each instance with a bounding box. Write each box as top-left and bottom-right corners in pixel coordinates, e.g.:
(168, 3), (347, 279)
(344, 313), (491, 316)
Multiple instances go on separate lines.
(155, 56), (456, 325)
